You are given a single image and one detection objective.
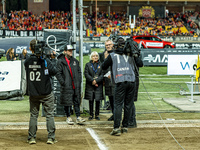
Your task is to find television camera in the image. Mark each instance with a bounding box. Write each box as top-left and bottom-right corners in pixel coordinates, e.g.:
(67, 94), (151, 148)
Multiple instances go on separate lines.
(34, 40), (56, 58)
(109, 35), (141, 57)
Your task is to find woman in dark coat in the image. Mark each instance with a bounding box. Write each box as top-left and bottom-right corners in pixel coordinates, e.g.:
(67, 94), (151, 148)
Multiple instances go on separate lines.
(84, 51), (104, 120)
(19, 49), (29, 60)
(6, 48), (17, 61)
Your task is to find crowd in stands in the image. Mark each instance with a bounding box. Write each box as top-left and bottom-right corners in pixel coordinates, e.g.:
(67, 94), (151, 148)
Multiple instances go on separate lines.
(84, 11), (200, 37)
(0, 10), (72, 30)
(0, 10), (199, 37)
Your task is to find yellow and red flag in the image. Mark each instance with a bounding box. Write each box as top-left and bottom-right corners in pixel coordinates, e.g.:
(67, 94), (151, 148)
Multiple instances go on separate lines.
(196, 54), (200, 81)
(86, 29), (90, 37)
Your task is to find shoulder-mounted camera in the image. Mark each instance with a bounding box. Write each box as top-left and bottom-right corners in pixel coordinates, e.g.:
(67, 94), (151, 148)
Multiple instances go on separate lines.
(110, 35), (141, 57)
(35, 40), (55, 58)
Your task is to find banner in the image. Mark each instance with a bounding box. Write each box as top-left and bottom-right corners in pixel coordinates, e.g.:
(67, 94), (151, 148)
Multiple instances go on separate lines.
(0, 37), (42, 54)
(0, 60), (21, 91)
(1, 29), (200, 42)
(141, 49), (200, 66)
(175, 43), (200, 49)
(0, 30), (91, 55)
(43, 29), (91, 55)
(0, 29), (43, 37)
(167, 55), (197, 75)
(43, 29), (73, 52)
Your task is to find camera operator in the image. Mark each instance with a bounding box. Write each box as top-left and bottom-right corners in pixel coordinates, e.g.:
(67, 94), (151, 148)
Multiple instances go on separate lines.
(24, 39), (57, 144)
(102, 37), (143, 136)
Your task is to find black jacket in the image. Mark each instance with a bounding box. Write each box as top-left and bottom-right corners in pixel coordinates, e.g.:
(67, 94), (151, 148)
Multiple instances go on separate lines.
(133, 55), (143, 101)
(102, 52), (143, 101)
(24, 55), (57, 96)
(19, 53), (29, 60)
(99, 51), (115, 96)
(56, 54), (82, 106)
(84, 60), (104, 101)
(6, 54), (15, 61)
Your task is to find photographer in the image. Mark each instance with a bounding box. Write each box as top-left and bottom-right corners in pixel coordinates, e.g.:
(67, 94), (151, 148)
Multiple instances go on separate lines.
(24, 39), (57, 144)
(102, 37), (143, 136)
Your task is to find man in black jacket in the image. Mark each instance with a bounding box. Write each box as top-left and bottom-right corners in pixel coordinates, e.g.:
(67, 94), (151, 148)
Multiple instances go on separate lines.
(128, 59), (141, 128)
(24, 39), (57, 144)
(99, 39), (115, 121)
(56, 45), (85, 125)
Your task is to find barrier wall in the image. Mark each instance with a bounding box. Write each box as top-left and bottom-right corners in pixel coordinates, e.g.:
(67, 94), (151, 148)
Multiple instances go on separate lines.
(141, 49), (200, 66)
(1, 29), (199, 42)
(0, 60), (26, 100)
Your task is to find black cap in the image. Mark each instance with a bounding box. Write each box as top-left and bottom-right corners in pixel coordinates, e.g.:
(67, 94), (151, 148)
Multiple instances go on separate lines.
(64, 45), (75, 51)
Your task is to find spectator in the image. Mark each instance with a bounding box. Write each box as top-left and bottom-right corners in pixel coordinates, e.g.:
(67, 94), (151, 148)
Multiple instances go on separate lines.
(56, 45), (86, 125)
(84, 51), (104, 120)
(99, 39), (115, 121)
(19, 49), (29, 60)
(6, 48), (17, 61)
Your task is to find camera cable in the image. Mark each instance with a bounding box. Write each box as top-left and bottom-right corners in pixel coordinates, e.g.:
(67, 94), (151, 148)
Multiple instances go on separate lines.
(133, 58), (185, 150)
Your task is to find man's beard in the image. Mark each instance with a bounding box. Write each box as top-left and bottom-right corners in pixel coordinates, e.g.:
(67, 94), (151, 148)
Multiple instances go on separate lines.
(65, 53), (71, 59)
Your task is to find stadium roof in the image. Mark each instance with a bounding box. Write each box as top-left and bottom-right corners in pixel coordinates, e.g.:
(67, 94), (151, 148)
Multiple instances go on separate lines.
(83, 0), (200, 1)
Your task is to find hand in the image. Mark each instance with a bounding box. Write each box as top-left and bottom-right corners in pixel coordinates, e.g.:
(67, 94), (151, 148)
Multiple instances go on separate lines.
(108, 75), (111, 79)
(92, 80), (96, 85)
(95, 84), (98, 87)
(50, 51), (56, 59)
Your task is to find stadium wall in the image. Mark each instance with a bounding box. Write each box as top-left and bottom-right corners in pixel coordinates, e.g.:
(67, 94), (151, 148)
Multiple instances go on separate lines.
(28, 0), (49, 15)
(26, 0), (200, 15)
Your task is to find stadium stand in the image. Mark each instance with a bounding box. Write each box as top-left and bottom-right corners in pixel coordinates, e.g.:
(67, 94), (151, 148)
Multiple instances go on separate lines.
(0, 10), (199, 37)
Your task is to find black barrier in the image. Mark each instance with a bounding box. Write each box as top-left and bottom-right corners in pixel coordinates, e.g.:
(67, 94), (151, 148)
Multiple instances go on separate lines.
(85, 41), (200, 50)
(81, 36), (101, 41)
(86, 42), (105, 48)
(141, 48), (200, 66)
(75, 42), (91, 55)
(1, 29), (199, 42)
(0, 36), (91, 55)
(175, 43), (200, 49)
(42, 76), (65, 117)
(0, 29), (43, 37)
(0, 37), (42, 54)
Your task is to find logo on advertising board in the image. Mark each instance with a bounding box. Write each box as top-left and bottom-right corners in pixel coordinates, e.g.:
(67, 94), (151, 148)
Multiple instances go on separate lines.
(168, 55), (197, 75)
(143, 54), (168, 63)
(146, 42), (163, 47)
(0, 71), (9, 81)
(139, 6), (155, 18)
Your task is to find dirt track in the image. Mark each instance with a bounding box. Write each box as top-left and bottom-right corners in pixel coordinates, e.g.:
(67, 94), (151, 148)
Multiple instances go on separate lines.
(1, 123), (200, 150)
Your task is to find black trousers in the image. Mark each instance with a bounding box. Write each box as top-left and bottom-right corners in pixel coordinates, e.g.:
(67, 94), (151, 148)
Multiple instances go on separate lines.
(129, 74), (139, 124)
(129, 103), (136, 123)
(108, 96), (114, 113)
(28, 92), (55, 140)
(113, 81), (135, 129)
(89, 100), (100, 117)
(63, 95), (80, 118)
